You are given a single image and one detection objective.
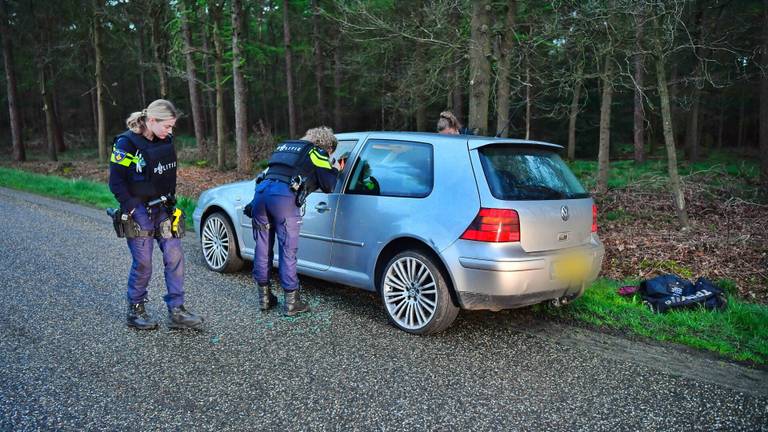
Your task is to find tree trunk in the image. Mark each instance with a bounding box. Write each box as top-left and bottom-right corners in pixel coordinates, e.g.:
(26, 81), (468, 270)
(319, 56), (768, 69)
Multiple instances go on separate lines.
(737, 89), (745, 149)
(525, 54), (531, 140)
(495, 0), (517, 137)
(50, 73), (65, 153)
(283, 0), (297, 137)
(0, 0), (24, 161)
(596, 57), (614, 194)
(137, 20), (147, 108)
(201, 18), (215, 145)
(151, 2), (168, 98)
(180, 0), (206, 158)
(684, 88), (701, 162)
(655, 47), (690, 228)
(567, 75), (582, 161)
(211, 3), (227, 170)
(333, 34), (343, 131)
(633, 10), (646, 164)
(312, 0), (327, 125)
(761, 0), (768, 192)
(717, 101), (724, 150)
(93, 0), (107, 163)
(468, 0), (491, 136)
(40, 67), (57, 161)
(232, 0), (250, 174)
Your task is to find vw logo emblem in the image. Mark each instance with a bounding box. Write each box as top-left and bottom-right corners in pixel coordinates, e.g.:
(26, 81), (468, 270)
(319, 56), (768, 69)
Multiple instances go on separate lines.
(561, 206), (569, 221)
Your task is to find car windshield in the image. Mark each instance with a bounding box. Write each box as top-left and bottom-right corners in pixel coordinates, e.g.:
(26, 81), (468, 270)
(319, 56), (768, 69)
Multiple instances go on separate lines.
(479, 145), (589, 200)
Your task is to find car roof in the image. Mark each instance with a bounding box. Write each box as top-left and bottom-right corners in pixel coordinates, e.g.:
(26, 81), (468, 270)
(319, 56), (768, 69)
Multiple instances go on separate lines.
(334, 131), (563, 151)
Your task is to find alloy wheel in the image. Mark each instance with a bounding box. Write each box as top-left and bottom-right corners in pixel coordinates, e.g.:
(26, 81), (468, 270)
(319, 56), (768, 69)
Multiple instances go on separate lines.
(382, 256), (438, 331)
(201, 216), (231, 270)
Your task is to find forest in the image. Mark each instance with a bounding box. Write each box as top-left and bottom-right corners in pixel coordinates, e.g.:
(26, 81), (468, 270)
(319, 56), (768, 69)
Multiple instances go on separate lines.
(0, 0), (767, 211)
(0, 0), (766, 361)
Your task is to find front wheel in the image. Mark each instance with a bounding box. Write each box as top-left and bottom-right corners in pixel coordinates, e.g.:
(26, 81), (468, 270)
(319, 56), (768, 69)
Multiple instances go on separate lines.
(380, 250), (459, 335)
(201, 211), (244, 273)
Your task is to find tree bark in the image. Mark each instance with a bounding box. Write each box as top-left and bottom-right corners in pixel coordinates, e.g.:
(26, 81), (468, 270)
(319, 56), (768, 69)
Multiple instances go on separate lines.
(633, 10), (646, 163)
(283, 0), (297, 137)
(93, 0), (107, 163)
(495, 0), (516, 137)
(654, 36), (690, 228)
(201, 17), (215, 145)
(0, 0), (24, 161)
(180, 0), (206, 158)
(40, 67), (56, 161)
(136, 19), (147, 108)
(567, 72), (582, 161)
(684, 88), (701, 162)
(312, 0), (328, 125)
(333, 34), (343, 131)
(468, 0), (491, 136)
(232, 0), (250, 174)
(761, 0), (768, 192)
(49, 65), (65, 153)
(150, 2), (168, 98)
(596, 56), (614, 194)
(525, 53), (531, 139)
(211, 3), (227, 170)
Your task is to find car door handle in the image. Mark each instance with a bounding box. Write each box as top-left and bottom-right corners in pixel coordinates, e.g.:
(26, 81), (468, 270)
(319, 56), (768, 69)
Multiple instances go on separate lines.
(315, 202), (331, 213)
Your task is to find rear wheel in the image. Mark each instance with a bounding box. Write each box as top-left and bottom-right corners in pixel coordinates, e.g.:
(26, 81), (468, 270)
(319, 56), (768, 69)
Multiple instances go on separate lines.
(380, 250), (459, 335)
(201, 211), (244, 273)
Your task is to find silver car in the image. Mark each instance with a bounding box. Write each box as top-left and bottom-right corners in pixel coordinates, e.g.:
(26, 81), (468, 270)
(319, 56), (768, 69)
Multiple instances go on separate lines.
(193, 132), (604, 334)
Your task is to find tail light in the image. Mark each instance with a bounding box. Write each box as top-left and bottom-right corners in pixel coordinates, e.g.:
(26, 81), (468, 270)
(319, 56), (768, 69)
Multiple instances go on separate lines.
(592, 204), (598, 233)
(461, 208), (520, 242)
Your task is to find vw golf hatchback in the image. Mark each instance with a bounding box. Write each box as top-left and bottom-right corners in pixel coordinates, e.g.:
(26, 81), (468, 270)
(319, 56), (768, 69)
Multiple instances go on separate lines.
(194, 132), (604, 334)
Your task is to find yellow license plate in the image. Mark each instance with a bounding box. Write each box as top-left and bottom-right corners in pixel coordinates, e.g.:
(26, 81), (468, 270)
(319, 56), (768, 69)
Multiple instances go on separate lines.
(552, 254), (590, 281)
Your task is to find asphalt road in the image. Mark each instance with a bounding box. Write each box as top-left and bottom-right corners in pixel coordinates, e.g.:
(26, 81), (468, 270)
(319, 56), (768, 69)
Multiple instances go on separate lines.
(0, 187), (766, 432)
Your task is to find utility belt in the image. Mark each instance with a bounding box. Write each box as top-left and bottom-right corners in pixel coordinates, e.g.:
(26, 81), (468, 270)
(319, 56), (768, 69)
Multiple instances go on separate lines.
(263, 173), (307, 207)
(106, 197), (185, 239)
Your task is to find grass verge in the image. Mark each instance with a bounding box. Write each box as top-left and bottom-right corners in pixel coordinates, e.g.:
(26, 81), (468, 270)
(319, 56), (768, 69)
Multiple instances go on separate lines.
(0, 166), (196, 226)
(538, 278), (768, 365)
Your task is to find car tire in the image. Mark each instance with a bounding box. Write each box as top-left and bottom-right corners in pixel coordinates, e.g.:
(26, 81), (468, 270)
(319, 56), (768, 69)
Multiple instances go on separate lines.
(380, 250), (459, 335)
(200, 211), (244, 273)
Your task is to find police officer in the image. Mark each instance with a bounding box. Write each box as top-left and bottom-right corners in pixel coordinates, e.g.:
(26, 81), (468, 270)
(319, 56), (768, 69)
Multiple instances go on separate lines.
(108, 99), (203, 330)
(252, 126), (339, 316)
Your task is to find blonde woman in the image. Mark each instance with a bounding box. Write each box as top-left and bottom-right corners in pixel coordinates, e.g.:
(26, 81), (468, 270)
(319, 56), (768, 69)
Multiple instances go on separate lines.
(436, 111), (461, 135)
(108, 99), (203, 330)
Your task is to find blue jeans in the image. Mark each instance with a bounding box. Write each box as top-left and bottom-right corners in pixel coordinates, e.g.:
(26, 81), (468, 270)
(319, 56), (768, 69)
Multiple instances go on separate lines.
(251, 180), (301, 291)
(125, 208), (184, 310)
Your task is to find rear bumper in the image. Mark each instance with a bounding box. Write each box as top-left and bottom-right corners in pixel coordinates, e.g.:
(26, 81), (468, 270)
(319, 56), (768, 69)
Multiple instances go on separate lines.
(442, 237), (605, 311)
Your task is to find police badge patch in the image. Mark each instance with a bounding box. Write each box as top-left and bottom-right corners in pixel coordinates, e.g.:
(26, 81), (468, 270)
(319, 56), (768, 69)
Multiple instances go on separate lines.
(113, 150), (126, 162)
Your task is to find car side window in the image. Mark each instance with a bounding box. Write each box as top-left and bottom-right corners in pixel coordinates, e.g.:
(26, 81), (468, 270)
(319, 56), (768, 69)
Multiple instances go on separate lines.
(331, 140), (357, 174)
(345, 139), (433, 198)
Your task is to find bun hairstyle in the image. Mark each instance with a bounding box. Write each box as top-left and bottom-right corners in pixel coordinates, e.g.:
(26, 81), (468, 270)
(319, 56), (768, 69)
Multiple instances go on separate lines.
(126, 99), (180, 133)
(436, 110), (461, 133)
(301, 126), (338, 153)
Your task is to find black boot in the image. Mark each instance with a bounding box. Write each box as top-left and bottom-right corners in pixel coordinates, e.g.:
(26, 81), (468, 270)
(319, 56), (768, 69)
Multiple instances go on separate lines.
(168, 305), (204, 330)
(283, 289), (310, 317)
(258, 284), (278, 311)
(127, 302), (159, 330)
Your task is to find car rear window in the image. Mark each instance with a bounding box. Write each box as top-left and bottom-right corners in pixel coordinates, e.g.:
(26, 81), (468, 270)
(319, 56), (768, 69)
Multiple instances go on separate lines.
(478, 145), (589, 200)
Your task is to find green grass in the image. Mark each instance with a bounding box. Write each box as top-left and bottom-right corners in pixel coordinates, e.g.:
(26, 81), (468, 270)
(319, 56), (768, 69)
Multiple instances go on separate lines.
(568, 151), (761, 193)
(0, 166), (196, 226)
(539, 279), (768, 364)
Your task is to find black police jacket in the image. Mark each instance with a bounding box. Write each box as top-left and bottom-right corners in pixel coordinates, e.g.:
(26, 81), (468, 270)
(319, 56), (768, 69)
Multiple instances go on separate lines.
(265, 140), (338, 194)
(108, 130), (177, 212)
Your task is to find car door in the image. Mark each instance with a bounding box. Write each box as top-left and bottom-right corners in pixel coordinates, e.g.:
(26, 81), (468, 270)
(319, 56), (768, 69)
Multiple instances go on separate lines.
(331, 138), (435, 288)
(297, 139), (359, 271)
